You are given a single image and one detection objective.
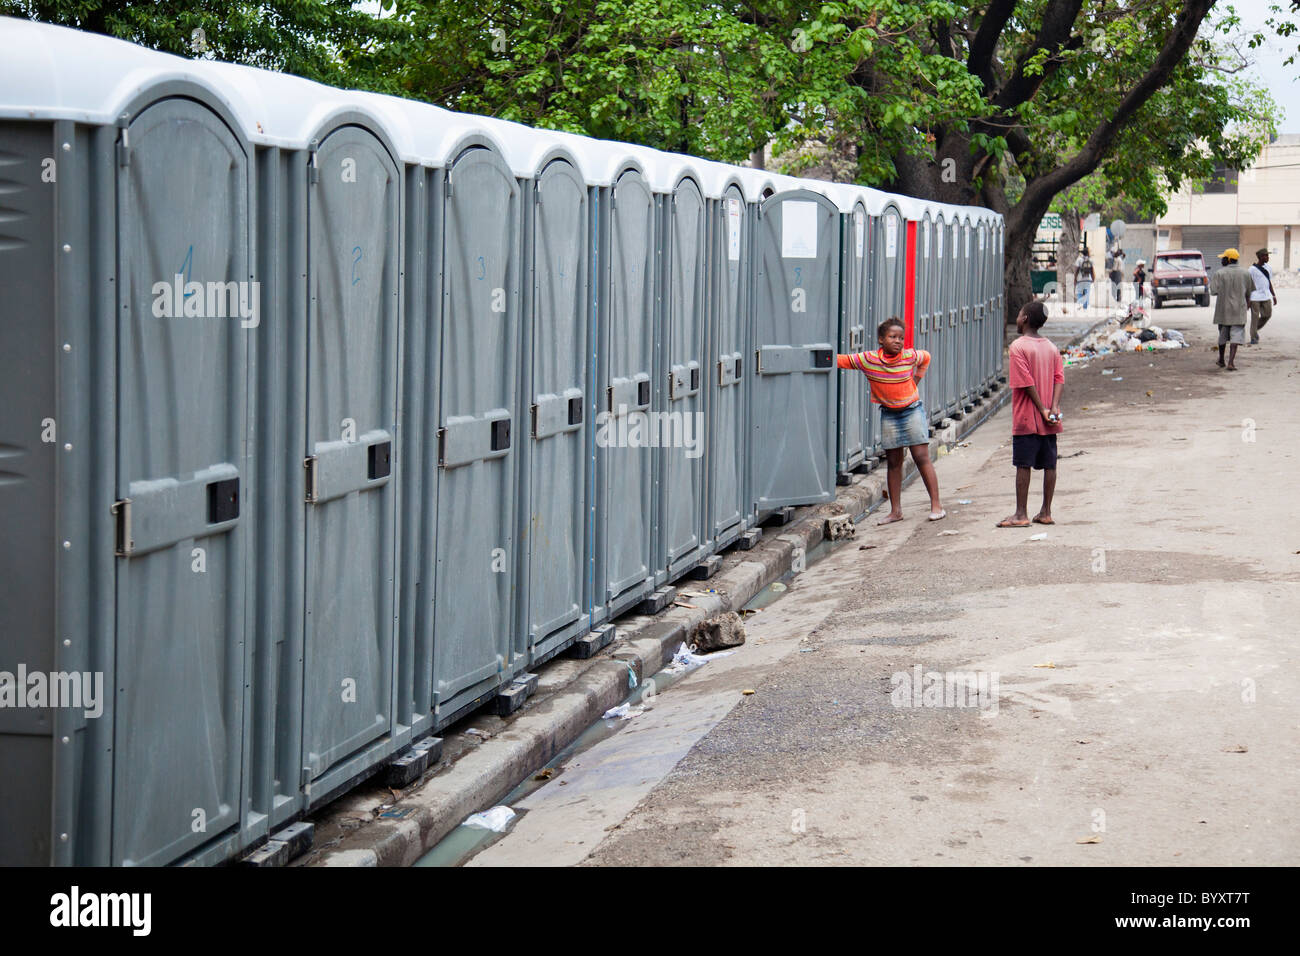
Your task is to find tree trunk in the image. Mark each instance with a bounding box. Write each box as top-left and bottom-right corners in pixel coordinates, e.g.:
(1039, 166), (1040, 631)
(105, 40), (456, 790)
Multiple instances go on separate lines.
(1003, 224), (1035, 321)
(1058, 209), (1081, 306)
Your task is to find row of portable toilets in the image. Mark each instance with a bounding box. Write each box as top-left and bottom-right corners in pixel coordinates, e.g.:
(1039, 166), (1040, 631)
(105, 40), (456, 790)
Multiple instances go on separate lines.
(0, 19), (1004, 866)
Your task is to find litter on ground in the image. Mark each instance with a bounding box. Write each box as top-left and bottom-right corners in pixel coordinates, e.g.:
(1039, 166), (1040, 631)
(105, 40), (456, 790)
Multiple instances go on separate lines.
(601, 703), (645, 721)
(1060, 305), (1189, 368)
(665, 641), (733, 675)
(464, 806), (516, 831)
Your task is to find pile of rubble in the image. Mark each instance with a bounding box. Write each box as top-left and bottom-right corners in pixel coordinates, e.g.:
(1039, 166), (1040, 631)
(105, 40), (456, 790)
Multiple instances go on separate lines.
(1061, 303), (1188, 368)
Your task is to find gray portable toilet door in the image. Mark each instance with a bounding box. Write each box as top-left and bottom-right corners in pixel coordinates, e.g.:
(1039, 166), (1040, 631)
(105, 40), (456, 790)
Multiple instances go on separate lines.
(931, 215), (946, 416)
(435, 145), (523, 714)
(600, 169), (655, 608)
(710, 183), (747, 539)
(112, 97), (250, 866)
(995, 222), (1005, 374)
(975, 221), (987, 388)
(751, 191), (838, 510)
(946, 219), (961, 411)
(661, 176), (707, 574)
(916, 214), (933, 416)
(526, 158), (587, 649)
(302, 124), (400, 780)
(837, 203), (868, 471)
(960, 220), (974, 399)
(878, 205), (905, 326)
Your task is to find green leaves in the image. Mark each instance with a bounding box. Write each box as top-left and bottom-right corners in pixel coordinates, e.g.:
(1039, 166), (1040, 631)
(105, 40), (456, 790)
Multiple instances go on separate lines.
(8, 0), (1278, 260)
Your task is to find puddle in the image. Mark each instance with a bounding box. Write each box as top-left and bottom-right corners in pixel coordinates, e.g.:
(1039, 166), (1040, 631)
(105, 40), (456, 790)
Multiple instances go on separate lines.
(740, 530), (850, 612)
(415, 516), (857, 866)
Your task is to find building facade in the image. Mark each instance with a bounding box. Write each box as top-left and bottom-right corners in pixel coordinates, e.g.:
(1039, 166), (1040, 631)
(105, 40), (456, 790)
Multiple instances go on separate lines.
(1156, 134), (1300, 275)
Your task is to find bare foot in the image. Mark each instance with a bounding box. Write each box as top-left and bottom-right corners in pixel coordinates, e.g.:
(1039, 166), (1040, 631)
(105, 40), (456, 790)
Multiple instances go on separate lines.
(876, 513), (905, 525)
(1216, 360), (1225, 368)
(997, 516), (1031, 528)
(1226, 364), (1237, 371)
(1032, 513), (1054, 525)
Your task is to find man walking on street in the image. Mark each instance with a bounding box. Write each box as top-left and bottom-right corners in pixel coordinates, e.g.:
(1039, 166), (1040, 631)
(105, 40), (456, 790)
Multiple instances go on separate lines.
(1209, 248), (1252, 371)
(1248, 248), (1277, 345)
(1110, 247), (1125, 303)
(1074, 254), (1094, 311)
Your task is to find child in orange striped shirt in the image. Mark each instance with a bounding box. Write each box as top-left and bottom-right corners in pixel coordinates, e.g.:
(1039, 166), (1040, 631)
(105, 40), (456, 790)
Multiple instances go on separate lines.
(838, 317), (945, 524)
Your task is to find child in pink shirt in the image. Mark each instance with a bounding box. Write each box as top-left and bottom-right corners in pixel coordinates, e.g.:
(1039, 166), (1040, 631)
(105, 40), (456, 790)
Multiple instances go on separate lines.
(997, 300), (1064, 528)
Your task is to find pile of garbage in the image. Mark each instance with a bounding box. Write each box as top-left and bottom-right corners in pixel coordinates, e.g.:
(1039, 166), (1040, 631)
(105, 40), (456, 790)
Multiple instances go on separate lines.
(1062, 303), (1188, 368)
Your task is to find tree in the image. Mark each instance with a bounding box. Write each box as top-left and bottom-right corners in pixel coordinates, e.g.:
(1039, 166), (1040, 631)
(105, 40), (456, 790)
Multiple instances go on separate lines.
(1255, 1), (1300, 65)
(348, 1), (801, 162)
(776, 1), (1278, 313)
(0, 0), (402, 88)
(364, 1), (1277, 313)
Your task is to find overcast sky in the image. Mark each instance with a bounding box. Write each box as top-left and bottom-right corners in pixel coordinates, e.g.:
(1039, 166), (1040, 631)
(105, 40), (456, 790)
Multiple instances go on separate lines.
(1228, 0), (1298, 133)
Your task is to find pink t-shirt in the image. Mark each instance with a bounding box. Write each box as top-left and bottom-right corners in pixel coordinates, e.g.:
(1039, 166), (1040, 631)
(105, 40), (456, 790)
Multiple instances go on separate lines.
(1008, 335), (1065, 436)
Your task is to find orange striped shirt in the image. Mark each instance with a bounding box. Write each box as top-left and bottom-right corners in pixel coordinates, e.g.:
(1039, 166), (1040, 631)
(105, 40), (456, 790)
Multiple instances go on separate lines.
(837, 347), (931, 408)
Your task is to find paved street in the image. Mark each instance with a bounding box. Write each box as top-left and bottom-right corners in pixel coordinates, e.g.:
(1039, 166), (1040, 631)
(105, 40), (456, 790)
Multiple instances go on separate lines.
(467, 299), (1300, 866)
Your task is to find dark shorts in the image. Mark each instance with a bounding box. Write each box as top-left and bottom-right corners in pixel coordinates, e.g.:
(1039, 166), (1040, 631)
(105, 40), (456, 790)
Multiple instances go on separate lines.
(1012, 433), (1058, 470)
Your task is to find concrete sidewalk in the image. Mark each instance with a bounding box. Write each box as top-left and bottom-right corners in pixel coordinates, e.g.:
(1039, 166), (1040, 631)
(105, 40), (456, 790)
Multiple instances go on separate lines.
(468, 299), (1300, 866)
(300, 315), (1107, 866)
(300, 390), (1006, 866)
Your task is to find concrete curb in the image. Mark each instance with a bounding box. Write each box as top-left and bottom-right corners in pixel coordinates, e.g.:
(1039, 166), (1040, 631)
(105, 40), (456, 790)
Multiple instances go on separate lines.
(304, 318), (1103, 867)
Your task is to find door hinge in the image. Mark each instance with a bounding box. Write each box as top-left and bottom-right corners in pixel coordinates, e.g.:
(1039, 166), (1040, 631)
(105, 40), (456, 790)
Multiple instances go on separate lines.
(111, 498), (133, 556)
(308, 140), (320, 185)
(115, 115), (130, 167)
(303, 456), (318, 502)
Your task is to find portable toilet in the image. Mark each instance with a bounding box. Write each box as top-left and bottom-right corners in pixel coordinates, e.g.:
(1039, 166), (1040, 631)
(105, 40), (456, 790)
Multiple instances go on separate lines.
(749, 177), (841, 514)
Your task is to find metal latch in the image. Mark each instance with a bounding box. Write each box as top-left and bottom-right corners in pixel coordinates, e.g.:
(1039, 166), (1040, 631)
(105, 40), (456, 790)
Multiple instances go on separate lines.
(207, 477), (240, 523)
(368, 441), (391, 480)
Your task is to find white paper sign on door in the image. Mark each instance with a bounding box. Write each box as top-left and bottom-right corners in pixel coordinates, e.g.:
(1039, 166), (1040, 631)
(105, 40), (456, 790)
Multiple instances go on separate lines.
(781, 200), (818, 258)
(854, 209), (865, 258)
(886, 215), (898, 258)
(964, 228), (970, 257)
(727, 198), (742, 262)
(923, 220), (931, 257)
(936, 222), (944, 258)
(979, 227), (985, 251)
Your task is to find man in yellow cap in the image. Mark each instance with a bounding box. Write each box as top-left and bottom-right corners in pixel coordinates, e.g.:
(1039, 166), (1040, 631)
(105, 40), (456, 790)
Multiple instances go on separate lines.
(1209, 248), (1251, 370)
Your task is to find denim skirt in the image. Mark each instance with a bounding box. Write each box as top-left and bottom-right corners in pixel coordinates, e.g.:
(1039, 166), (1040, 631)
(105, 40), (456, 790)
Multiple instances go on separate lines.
(880, 400), (928, 450)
